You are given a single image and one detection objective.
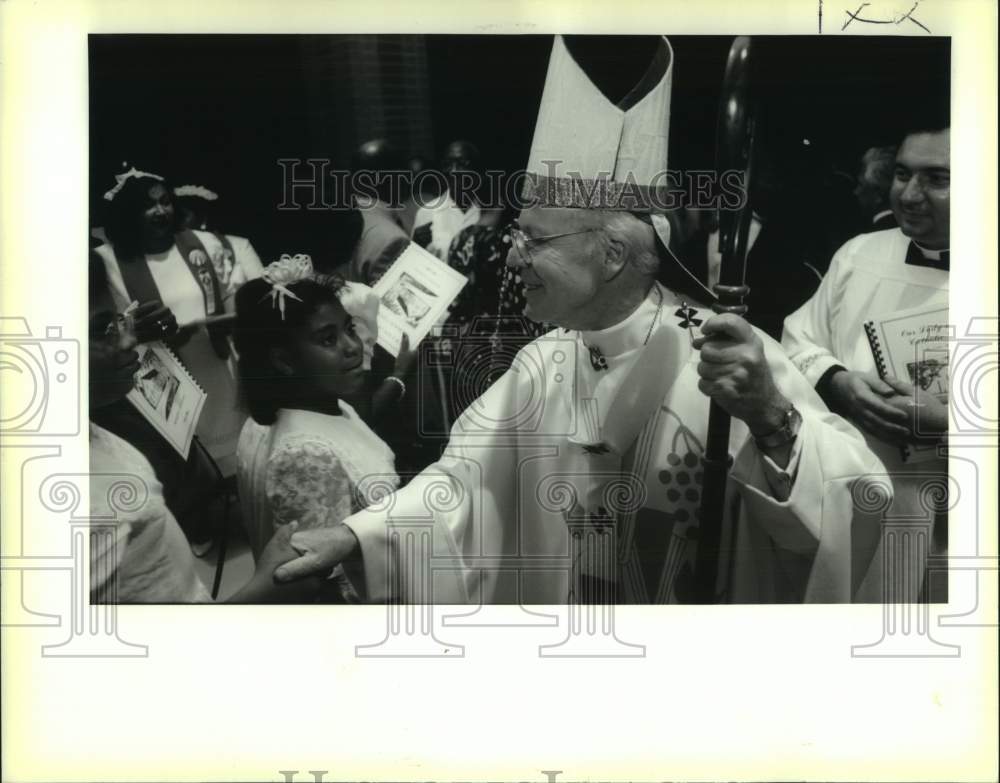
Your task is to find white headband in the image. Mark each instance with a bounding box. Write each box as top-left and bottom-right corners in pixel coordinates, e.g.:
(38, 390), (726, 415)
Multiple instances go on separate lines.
(173, 184), (219, 201)
(103, 164), (164, 202)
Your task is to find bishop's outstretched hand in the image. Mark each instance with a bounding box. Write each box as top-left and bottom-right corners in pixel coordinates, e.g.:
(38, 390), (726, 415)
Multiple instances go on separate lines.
(273, 524), (361, 584)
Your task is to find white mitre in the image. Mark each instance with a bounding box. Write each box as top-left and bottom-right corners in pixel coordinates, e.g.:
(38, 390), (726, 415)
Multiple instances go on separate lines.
(521, 35), (673, 213)
(518, 36), (686, 457)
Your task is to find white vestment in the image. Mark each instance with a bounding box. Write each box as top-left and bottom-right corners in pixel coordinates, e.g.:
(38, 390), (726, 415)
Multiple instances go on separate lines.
(90, 423), (211, 603)
(782, 228), (949, 599)
(343, 283), (888, 604)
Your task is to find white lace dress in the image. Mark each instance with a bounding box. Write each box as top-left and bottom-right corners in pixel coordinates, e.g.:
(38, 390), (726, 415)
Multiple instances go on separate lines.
(236, 403), (399, 600)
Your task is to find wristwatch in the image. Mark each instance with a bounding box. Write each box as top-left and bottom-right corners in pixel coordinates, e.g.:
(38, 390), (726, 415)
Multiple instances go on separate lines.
(754, 404), (802, 449)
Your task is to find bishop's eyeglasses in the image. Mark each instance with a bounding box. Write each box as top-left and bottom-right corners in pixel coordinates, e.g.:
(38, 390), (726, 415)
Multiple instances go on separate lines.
(502, 222), (598, 267)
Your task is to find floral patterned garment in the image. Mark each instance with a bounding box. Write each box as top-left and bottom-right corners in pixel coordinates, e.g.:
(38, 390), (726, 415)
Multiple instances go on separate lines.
(446, 223), (553, 332)
(441, 224), (553, 418)
(236, 403), (400, 602)
(265, 439), (356, 529)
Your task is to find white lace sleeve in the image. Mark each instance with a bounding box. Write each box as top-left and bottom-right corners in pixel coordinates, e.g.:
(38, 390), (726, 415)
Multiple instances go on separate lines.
(265, 438), (355, 531)
(265, 438), (361, 602)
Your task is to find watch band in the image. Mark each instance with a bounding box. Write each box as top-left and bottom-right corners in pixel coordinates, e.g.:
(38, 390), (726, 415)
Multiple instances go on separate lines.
(754, 404), (802, 449)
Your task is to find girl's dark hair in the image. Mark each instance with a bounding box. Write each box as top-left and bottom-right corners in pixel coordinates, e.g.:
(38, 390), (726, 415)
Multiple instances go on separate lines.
(103, 175), (178, 254)
(233, 274), (346, 425)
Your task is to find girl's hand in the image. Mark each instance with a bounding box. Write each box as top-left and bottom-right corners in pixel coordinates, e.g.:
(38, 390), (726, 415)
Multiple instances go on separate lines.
(229, 522), (326, 603)
(393, 333), (418, 378)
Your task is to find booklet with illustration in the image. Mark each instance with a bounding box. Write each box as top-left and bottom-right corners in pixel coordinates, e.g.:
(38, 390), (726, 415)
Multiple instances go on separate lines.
(864, 301), (950, 463)
(126, 341), (207, 459)
(371, 241), (468, 357)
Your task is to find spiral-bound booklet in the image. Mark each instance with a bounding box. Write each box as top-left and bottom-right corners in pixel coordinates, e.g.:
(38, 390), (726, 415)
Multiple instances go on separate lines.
(864, 302), (950, 463)
(125, 341), (207, 459)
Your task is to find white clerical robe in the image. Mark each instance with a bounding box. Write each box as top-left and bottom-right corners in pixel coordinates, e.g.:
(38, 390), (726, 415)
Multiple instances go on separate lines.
(781, 229), (948, 399)
(782, 228), (949, 600)
(343, 283), (888, 604)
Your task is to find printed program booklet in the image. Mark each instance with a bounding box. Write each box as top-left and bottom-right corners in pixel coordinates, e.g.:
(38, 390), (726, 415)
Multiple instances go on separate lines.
(126, 341), (207, 459)
(864, 302), (950, 463)
(372, 241), (468, 357)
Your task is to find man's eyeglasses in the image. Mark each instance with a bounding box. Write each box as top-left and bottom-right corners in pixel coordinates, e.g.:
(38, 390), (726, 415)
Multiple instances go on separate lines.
(502, 222), (598, 266)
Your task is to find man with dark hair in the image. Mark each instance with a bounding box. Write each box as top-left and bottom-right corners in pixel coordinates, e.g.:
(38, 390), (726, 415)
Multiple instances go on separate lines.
(782, 124), (950, 600)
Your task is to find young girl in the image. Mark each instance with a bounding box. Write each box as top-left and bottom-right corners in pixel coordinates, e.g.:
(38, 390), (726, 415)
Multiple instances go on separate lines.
(234, 255), (401, 601)
(88, 254), (314, 603)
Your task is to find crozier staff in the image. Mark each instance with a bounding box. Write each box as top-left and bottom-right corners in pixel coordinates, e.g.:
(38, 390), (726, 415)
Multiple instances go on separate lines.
(273, 35), (889, 604)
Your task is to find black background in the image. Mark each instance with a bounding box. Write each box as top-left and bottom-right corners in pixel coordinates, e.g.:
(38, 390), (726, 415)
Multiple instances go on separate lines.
(90, 34), (950, 252)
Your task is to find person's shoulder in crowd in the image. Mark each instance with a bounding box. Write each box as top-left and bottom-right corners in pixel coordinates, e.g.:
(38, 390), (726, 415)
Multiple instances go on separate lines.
(869, 210), (898, 232)
(191, 228), (249, 248)
(833, 226), (910, 269)
(91, 243), (122, 293)
(267, 409), (357, 464)
(90, 421), (164, 504)
(89, 422), (212, 603)
(190, 228), (264, 283)
(358, 200), (408, 237)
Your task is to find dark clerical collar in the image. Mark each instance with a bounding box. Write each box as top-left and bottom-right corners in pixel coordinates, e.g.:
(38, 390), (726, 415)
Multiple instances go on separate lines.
(906, 241), (950, 271)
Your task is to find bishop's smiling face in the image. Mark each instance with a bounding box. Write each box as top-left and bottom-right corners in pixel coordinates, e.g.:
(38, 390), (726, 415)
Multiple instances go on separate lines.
(505, 207), (606, 328)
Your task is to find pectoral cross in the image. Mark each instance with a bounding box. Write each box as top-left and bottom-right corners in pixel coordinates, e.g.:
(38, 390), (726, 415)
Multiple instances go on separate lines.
(674, 306), (701, 330)
(588, 345), (608, 371)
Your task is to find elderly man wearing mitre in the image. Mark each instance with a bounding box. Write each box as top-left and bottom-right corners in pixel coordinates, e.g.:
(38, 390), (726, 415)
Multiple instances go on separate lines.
(274, 35), (888, 604)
